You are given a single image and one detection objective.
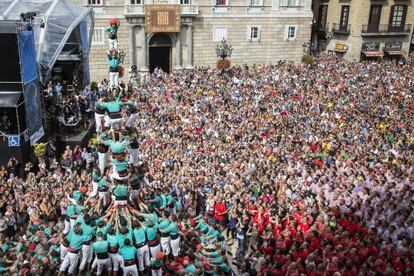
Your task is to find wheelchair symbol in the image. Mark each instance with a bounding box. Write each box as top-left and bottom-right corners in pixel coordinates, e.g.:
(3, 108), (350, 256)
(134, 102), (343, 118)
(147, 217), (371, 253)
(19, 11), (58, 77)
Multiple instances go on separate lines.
(8, 136), (20, 147)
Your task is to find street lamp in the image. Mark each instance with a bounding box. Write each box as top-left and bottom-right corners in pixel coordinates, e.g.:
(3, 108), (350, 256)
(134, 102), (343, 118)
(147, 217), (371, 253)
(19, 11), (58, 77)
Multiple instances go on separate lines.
(215, 38), (233, 60)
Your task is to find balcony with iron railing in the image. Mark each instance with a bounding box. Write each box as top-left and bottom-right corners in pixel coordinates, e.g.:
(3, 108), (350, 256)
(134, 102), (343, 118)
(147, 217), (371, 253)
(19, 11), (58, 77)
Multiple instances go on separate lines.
(124, 0), (199, 16)
(361, 24), (412, 36)
(332, 23), (351, 35)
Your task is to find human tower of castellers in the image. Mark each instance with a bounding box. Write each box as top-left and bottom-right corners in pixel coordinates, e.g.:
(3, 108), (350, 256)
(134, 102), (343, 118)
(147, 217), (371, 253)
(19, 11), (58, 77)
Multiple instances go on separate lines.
(58, 18), (216, 276)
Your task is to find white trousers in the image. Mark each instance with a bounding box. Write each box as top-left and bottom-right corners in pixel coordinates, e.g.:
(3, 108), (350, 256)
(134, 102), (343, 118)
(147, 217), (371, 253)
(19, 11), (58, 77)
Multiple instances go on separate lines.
(170, 236), (180, 257)
(79, 244), (93, 271)
(59, 251), (80, 274)
(95, 113), (106, 133)
(90, 181), (99, 198)
(60, 244), (68, 262)
(126, 113), (139, 128)
(98, 152), (109, 176)
(92, 258), (112, 275)
(152, 268), (162, 276)
(63, 219), (71, 235)
(69, 218), (76, 229)
(109, 72), (119, 88)
(109, 117), (123, 130)
(109, 39), (118, 50)
(109, 253), (122, 271)
(137, 245), (150, 271)
(160, 236), (171, 255)
(99, 191), (109, 207)
(149, 243), (161, 259)
(104, 115), (110, 128)
(123, 264), (139, 276)
(128, 148), (140, 167)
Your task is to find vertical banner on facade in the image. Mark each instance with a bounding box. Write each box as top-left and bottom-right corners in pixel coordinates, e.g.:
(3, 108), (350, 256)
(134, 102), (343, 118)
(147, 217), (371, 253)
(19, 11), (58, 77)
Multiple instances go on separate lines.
(145, 5), (181, 33)
(18, 29), (44, 144)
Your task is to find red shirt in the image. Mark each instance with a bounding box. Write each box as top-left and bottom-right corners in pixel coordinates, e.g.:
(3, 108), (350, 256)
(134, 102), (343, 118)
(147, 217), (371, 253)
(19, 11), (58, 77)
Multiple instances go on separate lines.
(259, 245), (275, 257)
(214, 202), (226, 221)
(310, 143), (318, 153)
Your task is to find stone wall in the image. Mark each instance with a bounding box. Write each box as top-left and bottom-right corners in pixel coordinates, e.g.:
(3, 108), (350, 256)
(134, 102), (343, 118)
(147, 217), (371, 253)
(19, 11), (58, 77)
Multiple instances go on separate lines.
(71, 0), (313, 82)
(314, 0), (414, 61)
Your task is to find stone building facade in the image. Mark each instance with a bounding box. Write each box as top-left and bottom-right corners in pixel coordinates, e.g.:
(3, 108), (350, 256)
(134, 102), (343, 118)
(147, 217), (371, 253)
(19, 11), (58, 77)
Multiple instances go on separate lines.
(70, 0), (312, 82)
(312, 0), (414, 61)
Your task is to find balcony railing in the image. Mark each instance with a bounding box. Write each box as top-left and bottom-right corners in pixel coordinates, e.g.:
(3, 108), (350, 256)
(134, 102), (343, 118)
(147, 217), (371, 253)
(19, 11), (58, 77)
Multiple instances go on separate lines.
(332, 23), (351, 35)
(361, 24), (412, 35)
(124, 3), (199, 16)
(125, 4), (144, 14)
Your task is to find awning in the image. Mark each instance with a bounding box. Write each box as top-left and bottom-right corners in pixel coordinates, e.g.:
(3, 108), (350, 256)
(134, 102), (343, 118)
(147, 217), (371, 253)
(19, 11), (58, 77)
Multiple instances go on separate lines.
(362, 51), (384, 57)
(0, 92), (23, 107)
(385, 50), (405, 55)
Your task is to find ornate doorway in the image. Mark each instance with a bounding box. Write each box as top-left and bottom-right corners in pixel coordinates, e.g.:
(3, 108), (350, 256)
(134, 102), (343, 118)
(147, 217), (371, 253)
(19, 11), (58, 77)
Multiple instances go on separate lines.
(148, 33), (172, 73)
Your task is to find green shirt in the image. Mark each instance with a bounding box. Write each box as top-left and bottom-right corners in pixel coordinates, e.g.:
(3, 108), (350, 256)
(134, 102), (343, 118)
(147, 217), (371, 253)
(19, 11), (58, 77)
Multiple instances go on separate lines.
(113, 185), (128, 197)
(108, 57), (120, 69)
(143, 213), (158, 225)
(93, 240), (109, 253)
(106, 141), (129, 154)
(66, 204), (83, 218)
(119, 245), (136, 261)
(116, 229), (133, 248)
(219, 263), (230, 273)
(104, 100), (122, 113)
(81, 223), (95, 242)
(107, 233), (118, 247)
(68, 233), (87, 250)
(157, 218), (170, 231)
(112, 159), (129, 172)
(196, 220), (209, 232)
(133, 228), (146, 245)
(106, 25), (119, 37)
(185, 264), (197, 274)
(163, 221), (179, 235)
(145, 225), (158, 241)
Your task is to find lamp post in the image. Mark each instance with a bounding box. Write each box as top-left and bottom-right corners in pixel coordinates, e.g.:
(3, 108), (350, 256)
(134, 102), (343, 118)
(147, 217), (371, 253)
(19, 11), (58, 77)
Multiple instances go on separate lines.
(215, 38), (233, 60)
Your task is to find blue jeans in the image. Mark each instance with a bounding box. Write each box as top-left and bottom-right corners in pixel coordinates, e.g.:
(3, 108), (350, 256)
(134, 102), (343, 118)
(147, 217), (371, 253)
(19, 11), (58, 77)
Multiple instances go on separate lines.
(236, 238), (245, 258)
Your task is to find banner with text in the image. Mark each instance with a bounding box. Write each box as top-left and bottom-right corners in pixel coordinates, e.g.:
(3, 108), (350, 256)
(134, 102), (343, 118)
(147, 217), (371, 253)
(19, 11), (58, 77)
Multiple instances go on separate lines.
(145, 5), (181, 33)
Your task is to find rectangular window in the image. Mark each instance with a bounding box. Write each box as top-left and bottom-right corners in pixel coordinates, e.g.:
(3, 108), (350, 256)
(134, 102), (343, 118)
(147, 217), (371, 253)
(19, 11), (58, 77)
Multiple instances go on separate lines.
(215, 0), (227, 6)
(251, 0), (263, 6)
(368, 5), (382, 32)
(285, 25), (297, 40)
(339, 5), (350, 30)
(287, 0), (299, 7)
(180, 0), (191, 4)
(130, 0), (142, 4)
(87, 0), (103, 5)
(248, 26), (260, 40)
(91, 27), (105, 45)
(317, 4), (328, 29)
(213, 26), (227, 42)
(389, 5), (407, 30)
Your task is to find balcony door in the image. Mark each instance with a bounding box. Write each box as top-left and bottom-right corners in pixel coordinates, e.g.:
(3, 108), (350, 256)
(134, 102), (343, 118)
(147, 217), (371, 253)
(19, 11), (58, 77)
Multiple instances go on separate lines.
(389, 5), (407, 32)
(339, 5), (350, 31)
(317, 4), (328, 30)
(368, 5), (382, 32)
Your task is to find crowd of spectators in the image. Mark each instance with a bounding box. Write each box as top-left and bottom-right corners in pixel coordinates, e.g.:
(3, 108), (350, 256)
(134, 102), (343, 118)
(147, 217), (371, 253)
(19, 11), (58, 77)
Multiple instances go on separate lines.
(0, 55), (413, 275)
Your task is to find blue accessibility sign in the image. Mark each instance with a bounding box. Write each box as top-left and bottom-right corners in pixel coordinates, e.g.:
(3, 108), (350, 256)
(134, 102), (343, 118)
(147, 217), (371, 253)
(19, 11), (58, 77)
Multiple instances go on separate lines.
(8, 135), (20, 147)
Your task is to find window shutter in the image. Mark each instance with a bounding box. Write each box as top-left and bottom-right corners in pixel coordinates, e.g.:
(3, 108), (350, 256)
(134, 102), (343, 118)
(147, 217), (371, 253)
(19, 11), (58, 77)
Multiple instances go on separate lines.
(389, 5), (395, 26)
(401, 5), (407, 27)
